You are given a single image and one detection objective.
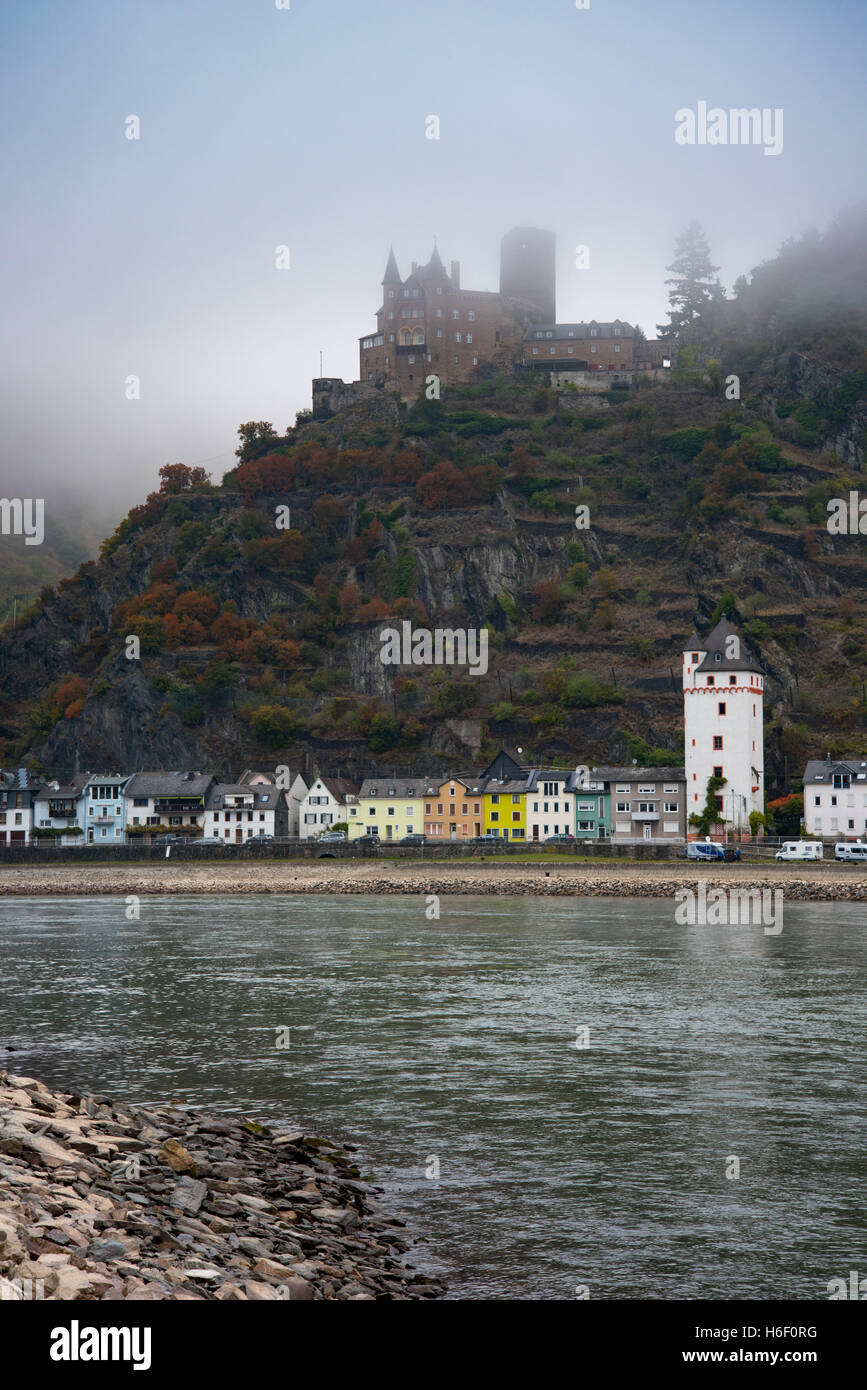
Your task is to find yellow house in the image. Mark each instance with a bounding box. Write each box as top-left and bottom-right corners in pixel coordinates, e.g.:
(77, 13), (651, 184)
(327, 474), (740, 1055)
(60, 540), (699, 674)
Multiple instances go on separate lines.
(483, 778), (527, 840)
(348, 777), (425, 842)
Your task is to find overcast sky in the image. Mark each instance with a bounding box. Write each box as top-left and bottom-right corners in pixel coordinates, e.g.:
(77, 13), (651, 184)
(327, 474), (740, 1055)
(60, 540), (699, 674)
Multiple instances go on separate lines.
(1, 0), (865, 535)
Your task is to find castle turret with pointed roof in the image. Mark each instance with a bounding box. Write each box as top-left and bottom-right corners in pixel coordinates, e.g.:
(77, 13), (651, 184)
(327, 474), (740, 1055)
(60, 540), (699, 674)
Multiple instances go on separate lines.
(683, 618), (765, 835)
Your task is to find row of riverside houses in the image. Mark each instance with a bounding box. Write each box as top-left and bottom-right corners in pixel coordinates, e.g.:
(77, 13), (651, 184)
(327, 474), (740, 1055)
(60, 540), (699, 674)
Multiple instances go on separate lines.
(3, 751), (867, 848)
(0, 755), (688, 847)
(346, 750), (688, 843)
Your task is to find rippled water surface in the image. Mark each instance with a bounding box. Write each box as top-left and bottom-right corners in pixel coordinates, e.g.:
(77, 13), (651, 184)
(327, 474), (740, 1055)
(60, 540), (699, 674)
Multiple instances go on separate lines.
(0, 893), (864, 1299)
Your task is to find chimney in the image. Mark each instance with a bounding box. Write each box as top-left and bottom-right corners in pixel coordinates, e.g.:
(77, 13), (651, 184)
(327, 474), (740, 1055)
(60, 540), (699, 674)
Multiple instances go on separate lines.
(451, 260), (460, 288)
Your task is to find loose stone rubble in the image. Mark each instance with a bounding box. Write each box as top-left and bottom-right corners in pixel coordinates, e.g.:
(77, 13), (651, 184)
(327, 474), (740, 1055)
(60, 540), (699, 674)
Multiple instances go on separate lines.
(0, 860), (863, 901)
(0, 1072), (443, 1301)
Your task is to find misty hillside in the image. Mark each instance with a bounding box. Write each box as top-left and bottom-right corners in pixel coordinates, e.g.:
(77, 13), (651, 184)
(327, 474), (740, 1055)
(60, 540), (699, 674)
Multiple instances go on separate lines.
(0, 292), (865, 792)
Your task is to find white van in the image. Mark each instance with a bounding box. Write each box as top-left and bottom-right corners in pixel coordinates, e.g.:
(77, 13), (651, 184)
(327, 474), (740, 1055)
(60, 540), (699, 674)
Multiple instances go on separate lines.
(775, 841), (823, 861)
(834, 841), (867, 862)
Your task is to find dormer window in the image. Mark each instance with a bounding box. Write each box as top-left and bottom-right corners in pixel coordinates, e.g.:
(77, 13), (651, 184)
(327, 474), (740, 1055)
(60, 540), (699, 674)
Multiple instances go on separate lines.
(714, 652), (722, 662)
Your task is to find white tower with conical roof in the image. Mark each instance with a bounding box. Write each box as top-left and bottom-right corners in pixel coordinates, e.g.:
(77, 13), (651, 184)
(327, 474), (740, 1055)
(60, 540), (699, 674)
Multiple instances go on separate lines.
(683, 618), (765, 836)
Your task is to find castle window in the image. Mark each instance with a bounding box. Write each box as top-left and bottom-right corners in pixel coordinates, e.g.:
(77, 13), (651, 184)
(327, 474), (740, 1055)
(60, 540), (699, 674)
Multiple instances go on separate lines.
(550, 346), (556, 354)
(401, 330), (411, 345)
(473, 356), (478, 365)
(408, 355), (415, 364)
(536, 332), (543, 339)
(452, 310), (460, 320)
(713, 736), (723, 750)
(590, 327), (598, 337)
(568, 330), (575, 338)
(436, 308), (442, 317)
(403, 289), (410, 297)
(455, 332), (462, 342)
(436, 287), (442, 295)
(707, 676), (715, 686)
(713, 766), (723, 778)
(692, 652), (699, 662)
(718, 702), (726, 715)
(532, 346), (538, 355)
(614, 327), (621, 336)
(388, 333), (395, 342)
(615, 344), (620, 352)
(590, 345), (597, 353)
(414, 330), (424, 344)
(436, 328), (442, 337)
(546, 331), (553, 338)
(466, 333), (472, 343)
(388, 290), (395, 298)
(567, 346), (574, 353)
(412, 289), (420, 297)
(468, 311), (475, 321)
(455, 356), (460, 364)
(729, 675), (736, 685)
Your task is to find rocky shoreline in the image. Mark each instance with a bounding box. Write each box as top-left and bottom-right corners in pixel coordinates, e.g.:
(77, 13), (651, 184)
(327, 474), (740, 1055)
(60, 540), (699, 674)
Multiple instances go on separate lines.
(0, 860), (863, 901)
(0, 1072), (444, 1301)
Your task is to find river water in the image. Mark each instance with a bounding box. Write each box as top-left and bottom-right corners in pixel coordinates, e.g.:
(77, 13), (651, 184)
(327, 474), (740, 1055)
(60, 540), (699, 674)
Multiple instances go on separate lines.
(0, 893), (864, 1300)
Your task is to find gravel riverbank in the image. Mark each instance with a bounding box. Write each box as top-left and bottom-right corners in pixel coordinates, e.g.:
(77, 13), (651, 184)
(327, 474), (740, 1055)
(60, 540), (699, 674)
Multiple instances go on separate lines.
(0, 860), (863, 900)
(0, 1072), (443, 1301)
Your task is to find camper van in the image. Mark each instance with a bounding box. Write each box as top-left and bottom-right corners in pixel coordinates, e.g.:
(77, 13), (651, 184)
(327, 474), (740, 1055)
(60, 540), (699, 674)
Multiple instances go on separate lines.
(834, 841), (867, 862)
(775, 841), (824, 861)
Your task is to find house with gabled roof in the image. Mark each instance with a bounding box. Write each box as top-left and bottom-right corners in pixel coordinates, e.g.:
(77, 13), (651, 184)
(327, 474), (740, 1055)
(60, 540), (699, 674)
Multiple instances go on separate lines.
(204, 780), (287, 843)
(299, 775), (359, 839)
(349, 776), (424, 842)
(126, 771), (215, 837)
(802, 757), (867, 839)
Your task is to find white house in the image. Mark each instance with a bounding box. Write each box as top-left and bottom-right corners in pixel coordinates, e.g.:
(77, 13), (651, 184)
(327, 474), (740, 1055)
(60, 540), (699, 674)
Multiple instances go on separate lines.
(204, 782), (288, 842)
(683, 618), (764, 837)
(125, 772), (215, 837)
(299, 776), (358, 839)
(239, 768), (308, 837)
(33, 777), (88, 845)
(525, 769), (578, 841)
(802, 757), (867, 839)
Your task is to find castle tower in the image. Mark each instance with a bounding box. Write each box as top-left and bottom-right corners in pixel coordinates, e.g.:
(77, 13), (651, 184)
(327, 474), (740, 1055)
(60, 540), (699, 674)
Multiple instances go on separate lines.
(499, 226), (556, 324)
(683, 618), (765, 836)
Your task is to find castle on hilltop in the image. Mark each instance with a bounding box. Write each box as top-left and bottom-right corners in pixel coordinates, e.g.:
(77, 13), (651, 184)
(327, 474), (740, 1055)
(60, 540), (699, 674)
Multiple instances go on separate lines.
(313, 227), (668, 414)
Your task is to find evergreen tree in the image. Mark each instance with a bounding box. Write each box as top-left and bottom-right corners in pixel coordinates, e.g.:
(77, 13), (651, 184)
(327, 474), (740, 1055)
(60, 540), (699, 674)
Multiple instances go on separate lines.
(657, 221), (724, 337)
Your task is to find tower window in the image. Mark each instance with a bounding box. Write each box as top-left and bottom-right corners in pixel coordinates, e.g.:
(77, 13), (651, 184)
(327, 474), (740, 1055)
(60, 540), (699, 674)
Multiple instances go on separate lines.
(718, 702), (726, 715)
(713, 766), (723, 778)
(713, 736), (723, 750)
(729, 675), (737, 685)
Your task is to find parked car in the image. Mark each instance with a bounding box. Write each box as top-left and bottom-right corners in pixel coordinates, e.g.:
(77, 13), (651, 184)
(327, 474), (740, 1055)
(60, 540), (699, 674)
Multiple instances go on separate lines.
(319, 832), (346, 843)
(835, 841), (867, 862)
(400, 834), (427, 846)
(470, 833), (503, 845)
(197, 835), (225, 845)
(721, 846), (742, 862)
(155, 833), (186, 845)
(545, 834), (576, 845)
(248, 833), (274, 843)
(775, 840), (823, 861)
(360, 834), (381, 846)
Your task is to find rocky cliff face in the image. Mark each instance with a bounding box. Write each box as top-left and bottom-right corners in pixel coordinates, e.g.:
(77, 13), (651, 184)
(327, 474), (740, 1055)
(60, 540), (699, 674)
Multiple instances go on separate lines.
(0, 366), (865, 790)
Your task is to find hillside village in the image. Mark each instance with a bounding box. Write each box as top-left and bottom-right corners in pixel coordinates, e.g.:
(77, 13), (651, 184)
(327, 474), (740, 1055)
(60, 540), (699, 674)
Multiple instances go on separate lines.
(1, 616), (865, 849)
